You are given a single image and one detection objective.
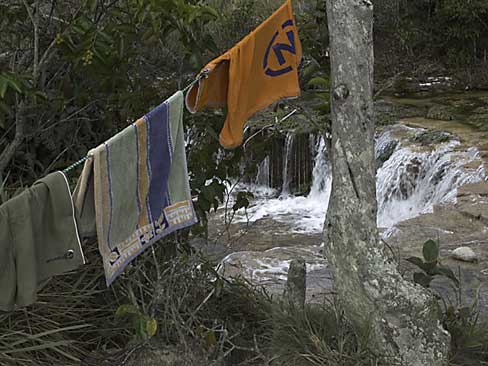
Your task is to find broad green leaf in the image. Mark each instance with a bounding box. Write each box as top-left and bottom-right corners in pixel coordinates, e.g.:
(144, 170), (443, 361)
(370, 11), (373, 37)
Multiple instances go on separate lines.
(87, 0), (97, 13)
(0, 77), (8, 98)
(146, 318), (157, 337)
(405, 256), (425, 268)
(314, 102), (330, 114)
(198, 196), (211, 212)
(205, 330), (217, 347)
(232, 191), (253, 212)
(115, 304), (140, 317)
(405, 256), (436, 272)
(307, 76), (330, 88)
(201, 6), (218, 19)
(413, 272), (433, 288)
(301, 63), (320, 81)
(134, 316), (147, 339)
(423, 239), (439, 263)
(6, 78), (22, 94)
(202, 185), (215, 201)
(432, 265), (459, 286)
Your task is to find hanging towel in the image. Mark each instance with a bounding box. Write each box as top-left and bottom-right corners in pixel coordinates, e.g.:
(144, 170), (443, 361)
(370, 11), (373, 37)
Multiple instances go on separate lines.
(73, 91), (197, 286)
(0, 171), (85, 311)
(185, 0), (302, 149)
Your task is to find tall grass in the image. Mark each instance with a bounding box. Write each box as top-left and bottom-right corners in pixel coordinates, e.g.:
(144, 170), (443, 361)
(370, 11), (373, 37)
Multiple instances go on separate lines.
(2, 234), (488, 365)
(0, 240), (129, 366)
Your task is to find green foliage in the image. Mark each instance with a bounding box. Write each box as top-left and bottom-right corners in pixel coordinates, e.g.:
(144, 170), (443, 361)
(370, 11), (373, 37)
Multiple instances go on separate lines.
(0, 0), (247, 237)
(297, 0), (328, 65)
(406, 239), (459, 288)
(384, 0), (488, 66)
(296, 1), (331, 121)
(212, 0), (264, 50)
(232, 191), (254, 212)
(412, 130), (452, 145)
(406, 239), (488, 363)
(0, 0), (223, 180)
(115, 304), (158, 341)
(0, 72), (44, 128)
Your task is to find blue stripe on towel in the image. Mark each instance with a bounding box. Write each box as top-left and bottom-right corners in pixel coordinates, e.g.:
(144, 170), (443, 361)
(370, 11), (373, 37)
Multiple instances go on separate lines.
(145, 101), (171, 222)
(105, 142), (113, 248)
(145, 116), (153, 223)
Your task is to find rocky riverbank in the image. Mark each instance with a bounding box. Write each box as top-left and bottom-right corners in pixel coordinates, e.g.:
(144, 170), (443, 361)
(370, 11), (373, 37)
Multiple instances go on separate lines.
(196, 90), (488, 315)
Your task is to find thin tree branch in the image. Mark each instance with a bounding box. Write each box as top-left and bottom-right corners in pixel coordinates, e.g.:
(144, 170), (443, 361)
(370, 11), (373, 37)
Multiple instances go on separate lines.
(22, 0), (40, 86)
(0, 102), (26, 175)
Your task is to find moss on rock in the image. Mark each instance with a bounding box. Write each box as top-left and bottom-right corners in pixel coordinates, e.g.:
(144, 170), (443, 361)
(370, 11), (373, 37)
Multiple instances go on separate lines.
(411, 129), (452, 145)
(426, 105), (456, 121)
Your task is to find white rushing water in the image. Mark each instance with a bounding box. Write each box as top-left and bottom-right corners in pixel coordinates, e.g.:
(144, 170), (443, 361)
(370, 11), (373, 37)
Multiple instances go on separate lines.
(230, 135), (331, 233)
(281, 132), (295, 195)
(230, 125), (486, 234)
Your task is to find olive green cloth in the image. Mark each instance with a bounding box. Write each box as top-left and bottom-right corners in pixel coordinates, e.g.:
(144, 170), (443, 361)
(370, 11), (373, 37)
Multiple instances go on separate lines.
(0, 171), (85, 311)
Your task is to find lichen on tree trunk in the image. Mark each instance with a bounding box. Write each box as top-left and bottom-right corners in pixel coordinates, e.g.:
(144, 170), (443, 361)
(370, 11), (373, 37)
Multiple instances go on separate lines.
(323, 0), (450, 364)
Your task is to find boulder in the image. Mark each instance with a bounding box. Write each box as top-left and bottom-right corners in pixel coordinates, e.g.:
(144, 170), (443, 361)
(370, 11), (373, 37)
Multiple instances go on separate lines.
(451, 246), (478, 263)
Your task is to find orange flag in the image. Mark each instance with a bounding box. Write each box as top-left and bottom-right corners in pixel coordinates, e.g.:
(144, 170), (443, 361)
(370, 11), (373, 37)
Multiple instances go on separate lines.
(185, 0), (302, 149)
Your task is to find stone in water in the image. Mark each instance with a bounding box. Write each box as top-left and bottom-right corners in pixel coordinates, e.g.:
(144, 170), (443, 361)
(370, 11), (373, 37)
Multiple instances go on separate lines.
(451, 247), (478, 262)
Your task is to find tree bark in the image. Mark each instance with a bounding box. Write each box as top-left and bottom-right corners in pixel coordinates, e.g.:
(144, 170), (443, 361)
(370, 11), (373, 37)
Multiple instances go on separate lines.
(323, 1), (450, 365)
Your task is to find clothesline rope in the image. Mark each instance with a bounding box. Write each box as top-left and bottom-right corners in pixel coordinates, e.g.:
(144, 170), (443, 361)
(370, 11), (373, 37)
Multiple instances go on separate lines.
(63, 156), (90, 174)
(62, 72), (209, 175)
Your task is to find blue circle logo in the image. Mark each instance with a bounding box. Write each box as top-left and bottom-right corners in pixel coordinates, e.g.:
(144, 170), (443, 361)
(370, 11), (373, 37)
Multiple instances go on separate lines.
(263, 20), (298, 77)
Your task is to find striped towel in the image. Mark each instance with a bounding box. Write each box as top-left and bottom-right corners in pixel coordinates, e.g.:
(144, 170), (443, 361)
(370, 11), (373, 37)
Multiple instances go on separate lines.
(73, 91), (197, 285)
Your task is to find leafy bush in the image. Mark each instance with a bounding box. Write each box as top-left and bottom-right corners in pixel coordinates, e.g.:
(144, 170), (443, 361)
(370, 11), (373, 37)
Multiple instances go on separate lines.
(406, 239), (459, 288)
(406, 239), (488, 364)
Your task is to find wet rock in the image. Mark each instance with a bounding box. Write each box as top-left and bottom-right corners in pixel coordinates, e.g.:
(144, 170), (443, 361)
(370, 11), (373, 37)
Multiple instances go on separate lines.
(218, 246), (331, 303)
(376, 139), (398, 169)
(285, 258), (306, 308)
(384, 182), (488, 317)
(458, 181), (488, 196)
(411, 129), (451, 145)
(426, 105), (455, 121)
(451, 247), (478, 263)
(396, 157), (422, 198)
(429, 161), (449, 186)
(457, 182), (488, 225)
(405, 156), (422, 176)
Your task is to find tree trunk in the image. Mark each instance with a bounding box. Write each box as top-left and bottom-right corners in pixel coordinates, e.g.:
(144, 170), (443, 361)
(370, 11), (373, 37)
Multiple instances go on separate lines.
(323, 1), (450, 365)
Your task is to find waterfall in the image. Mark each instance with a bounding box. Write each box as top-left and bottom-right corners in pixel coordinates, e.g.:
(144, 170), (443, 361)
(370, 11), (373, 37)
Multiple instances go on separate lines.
(235, 125), (485, 234)
(309, 135), (331, 198)
(255, 156), (270, 187)
(281, 133), (295, 195)
(376, 133), (486, 227)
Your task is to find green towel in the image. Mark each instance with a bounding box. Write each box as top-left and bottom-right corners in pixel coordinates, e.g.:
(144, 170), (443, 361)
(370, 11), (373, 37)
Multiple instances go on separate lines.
(0, 171), (85, 311)
(73, 91), (197, 286)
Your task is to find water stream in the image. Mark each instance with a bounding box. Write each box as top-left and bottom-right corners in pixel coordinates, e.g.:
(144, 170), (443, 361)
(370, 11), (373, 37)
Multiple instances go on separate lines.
(231, 125), (486, 233)
(281, 133), (295, 195)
